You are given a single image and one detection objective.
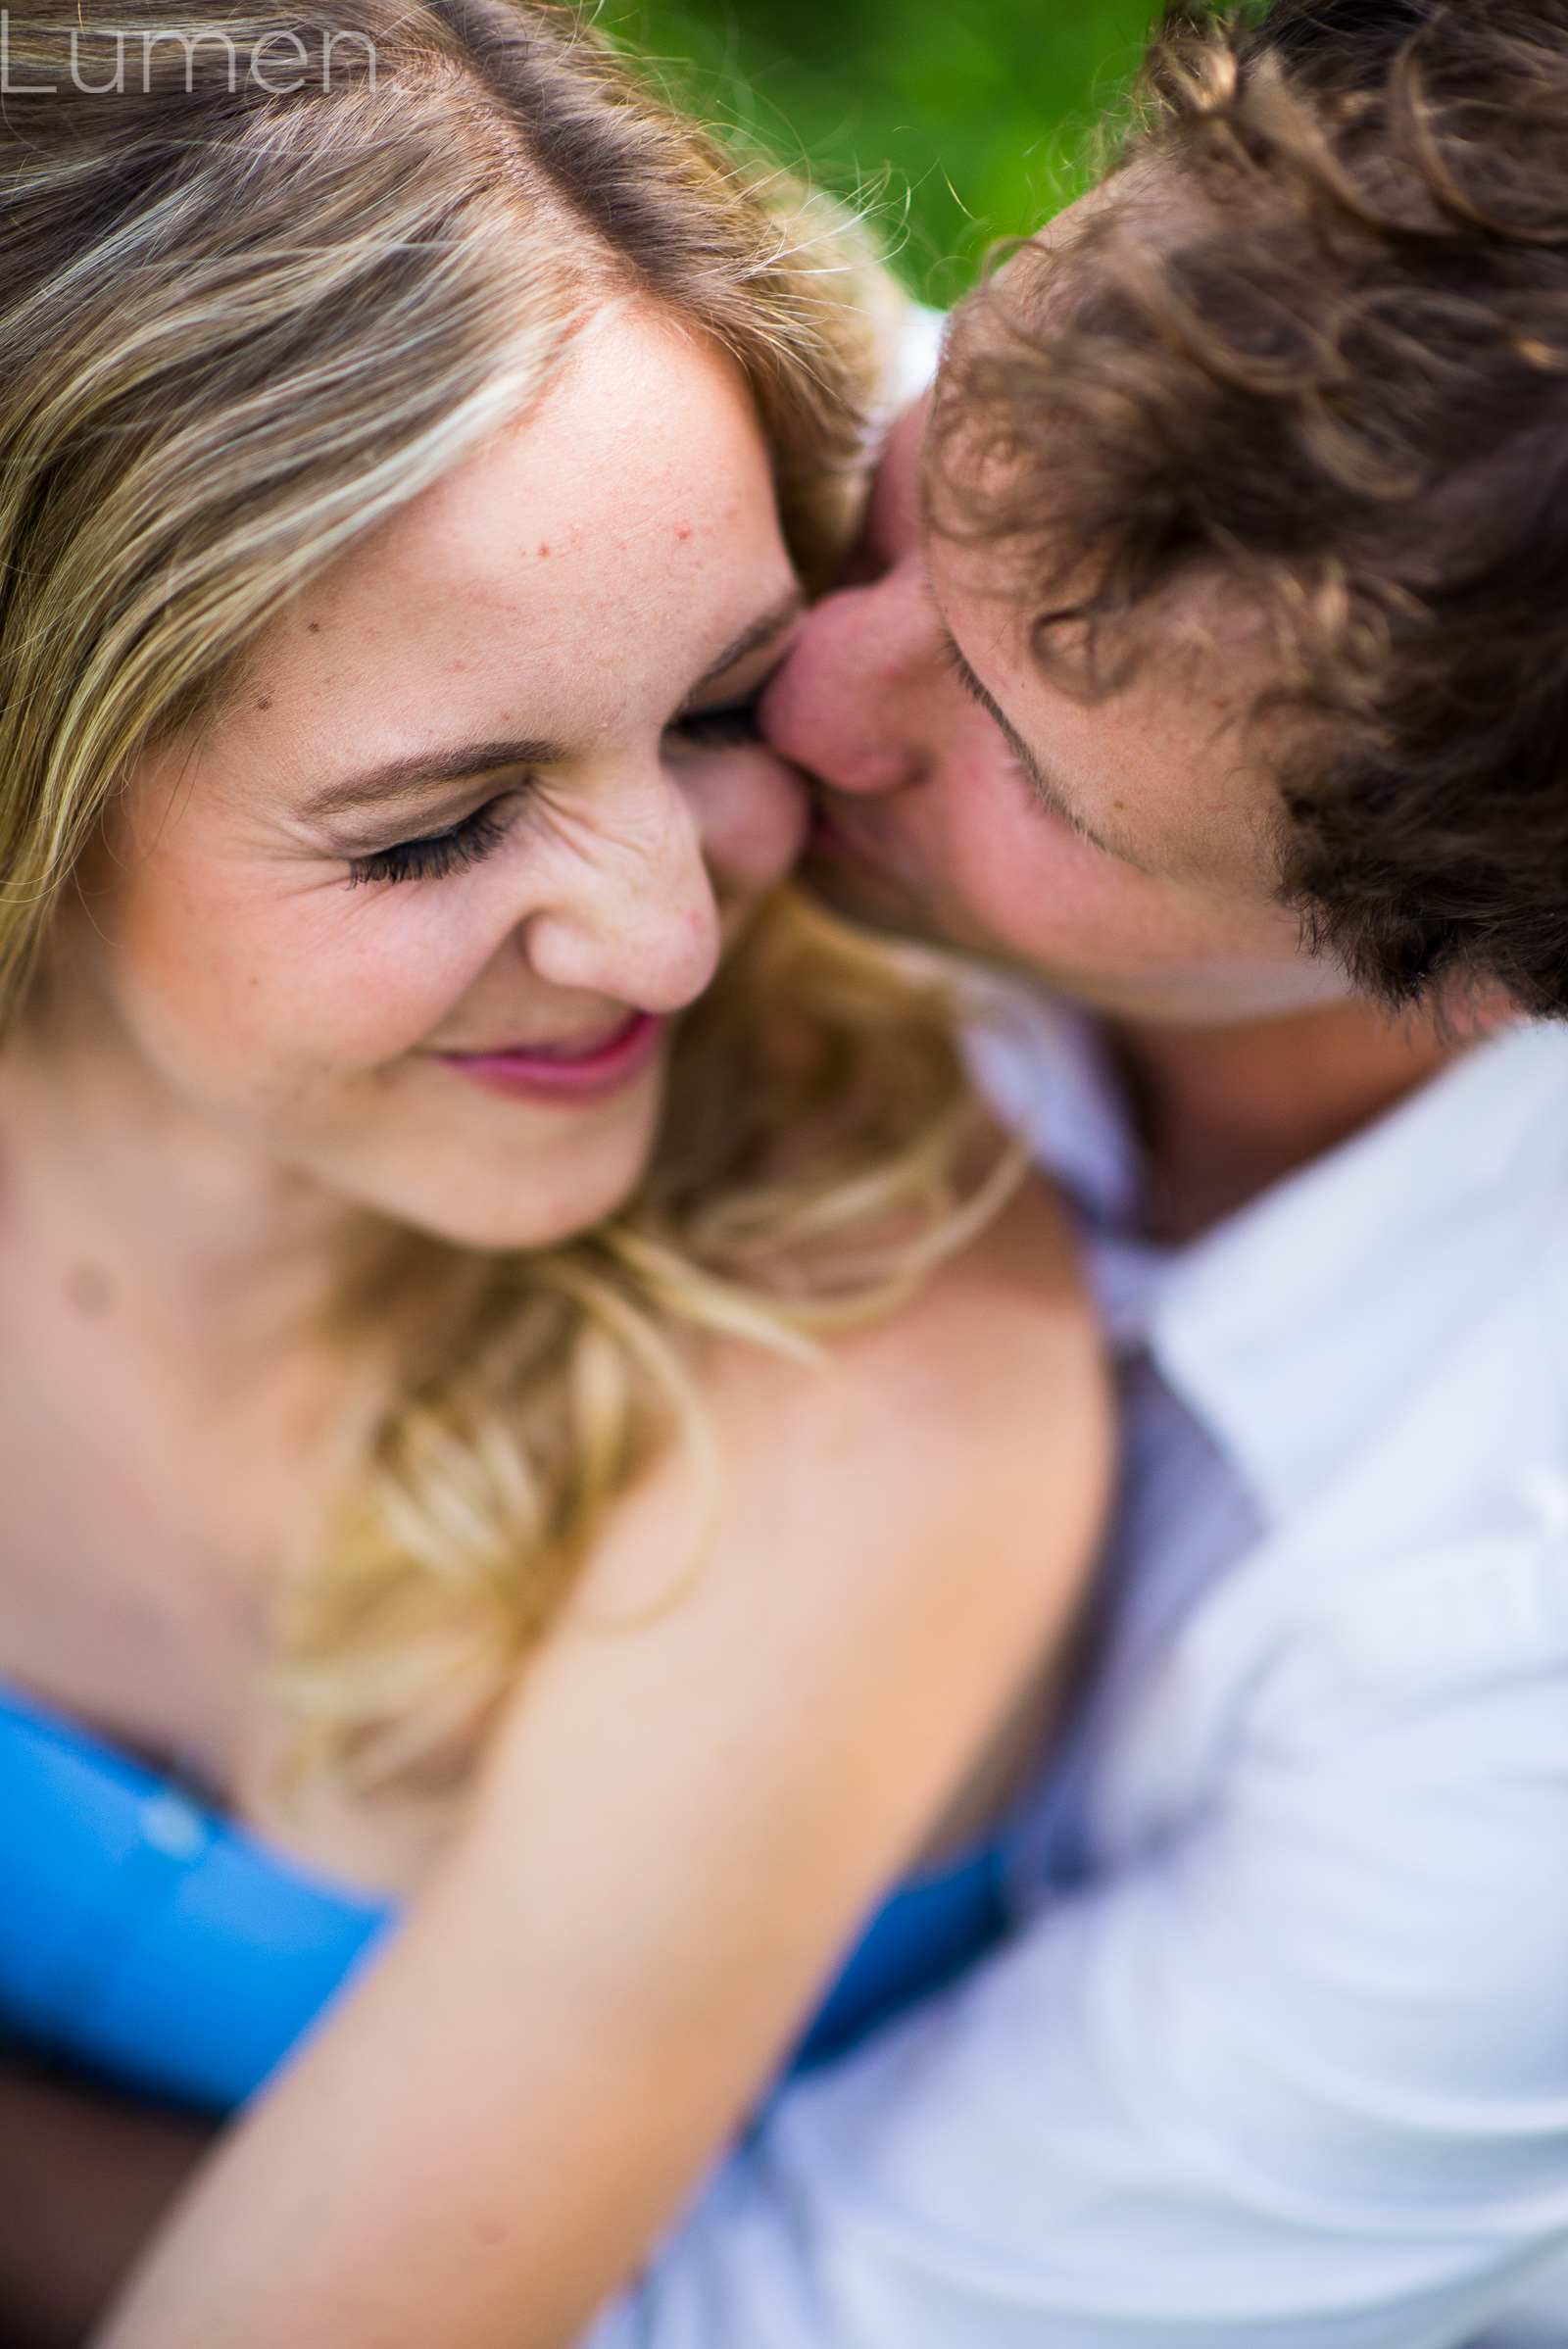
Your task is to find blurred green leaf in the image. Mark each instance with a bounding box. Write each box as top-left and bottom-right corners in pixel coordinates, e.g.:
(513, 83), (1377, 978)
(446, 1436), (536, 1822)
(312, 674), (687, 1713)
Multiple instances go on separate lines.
(596, 0), (1159, 303)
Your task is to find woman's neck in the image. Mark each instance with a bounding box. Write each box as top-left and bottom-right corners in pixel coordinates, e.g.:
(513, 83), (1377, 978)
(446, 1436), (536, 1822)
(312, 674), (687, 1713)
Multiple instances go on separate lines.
(0, 968), (369, 1817)
(0, 969), (354, 1364)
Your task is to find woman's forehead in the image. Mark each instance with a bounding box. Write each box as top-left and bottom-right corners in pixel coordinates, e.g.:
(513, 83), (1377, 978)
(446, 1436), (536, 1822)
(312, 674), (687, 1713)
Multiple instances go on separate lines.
(200, 319), (794, 802)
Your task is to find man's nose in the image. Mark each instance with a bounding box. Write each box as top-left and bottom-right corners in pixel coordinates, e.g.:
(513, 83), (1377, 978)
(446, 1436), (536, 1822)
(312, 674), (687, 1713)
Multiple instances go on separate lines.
(522, 776), (722, 1012)
(760, 556), (941, 798)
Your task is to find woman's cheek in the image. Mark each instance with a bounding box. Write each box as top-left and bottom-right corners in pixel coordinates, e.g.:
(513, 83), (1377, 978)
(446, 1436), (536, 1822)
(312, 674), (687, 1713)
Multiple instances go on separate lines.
(678, 746), (810, 900)
(110, 867), (476, 1107)
(296, 893), (494, 1065)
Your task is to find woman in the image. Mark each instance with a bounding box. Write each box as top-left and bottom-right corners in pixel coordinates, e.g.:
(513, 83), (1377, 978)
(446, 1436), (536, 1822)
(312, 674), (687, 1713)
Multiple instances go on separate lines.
(0, 2), (1110, 2342)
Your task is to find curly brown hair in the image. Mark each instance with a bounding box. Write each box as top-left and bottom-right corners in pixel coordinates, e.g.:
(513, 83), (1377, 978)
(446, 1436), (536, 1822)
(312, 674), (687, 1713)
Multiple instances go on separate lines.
(934, 0), (1568, 1012)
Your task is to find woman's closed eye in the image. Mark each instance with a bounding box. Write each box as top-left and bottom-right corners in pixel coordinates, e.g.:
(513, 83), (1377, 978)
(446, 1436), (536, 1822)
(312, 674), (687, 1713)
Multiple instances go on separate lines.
(664, 689), (764, 751)
(346, 799), (511, 888)
(343, 693), (770, 886)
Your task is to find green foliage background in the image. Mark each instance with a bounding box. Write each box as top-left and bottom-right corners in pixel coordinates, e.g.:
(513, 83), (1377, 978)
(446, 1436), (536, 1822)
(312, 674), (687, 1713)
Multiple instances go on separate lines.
(596, 0), (1161, 305)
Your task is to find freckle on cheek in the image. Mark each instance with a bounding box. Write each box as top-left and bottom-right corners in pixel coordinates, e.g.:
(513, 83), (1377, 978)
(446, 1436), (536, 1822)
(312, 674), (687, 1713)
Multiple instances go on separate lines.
(67, 1265), (111, 1315)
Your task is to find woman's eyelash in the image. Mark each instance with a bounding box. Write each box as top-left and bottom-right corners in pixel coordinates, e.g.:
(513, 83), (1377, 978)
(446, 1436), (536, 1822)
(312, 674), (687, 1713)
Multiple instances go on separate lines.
(340, 691), (763, 888)
(666, 691), (764, 748)
(346, 801), (509, 888)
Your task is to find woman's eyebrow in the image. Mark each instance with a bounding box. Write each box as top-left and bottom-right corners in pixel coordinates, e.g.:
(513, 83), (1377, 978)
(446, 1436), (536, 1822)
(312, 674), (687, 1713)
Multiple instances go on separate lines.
(299, 738), (564, 821)
(684, 589), (804, 701)
(299, 595), (804, 818)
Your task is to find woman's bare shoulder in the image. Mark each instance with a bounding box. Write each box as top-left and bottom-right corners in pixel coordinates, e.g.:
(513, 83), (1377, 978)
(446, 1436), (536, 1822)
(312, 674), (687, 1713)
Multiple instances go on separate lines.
(572, 1169), (1111, 1642)
(710, 1168), (1103, 1467)
(834, 1165), (1096, 1373)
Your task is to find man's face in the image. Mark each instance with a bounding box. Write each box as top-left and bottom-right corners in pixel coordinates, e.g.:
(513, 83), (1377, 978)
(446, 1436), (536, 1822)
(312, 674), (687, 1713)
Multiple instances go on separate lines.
(764, 405), (1350, 1026)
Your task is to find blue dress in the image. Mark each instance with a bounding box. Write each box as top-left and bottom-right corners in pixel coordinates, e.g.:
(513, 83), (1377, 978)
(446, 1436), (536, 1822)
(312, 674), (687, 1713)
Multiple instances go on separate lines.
(0, 1674), (1013, 2112)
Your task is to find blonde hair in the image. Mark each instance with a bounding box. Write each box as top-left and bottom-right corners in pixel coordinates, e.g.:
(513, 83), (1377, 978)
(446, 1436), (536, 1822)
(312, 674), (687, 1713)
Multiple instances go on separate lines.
(0, 0), (997, 1788)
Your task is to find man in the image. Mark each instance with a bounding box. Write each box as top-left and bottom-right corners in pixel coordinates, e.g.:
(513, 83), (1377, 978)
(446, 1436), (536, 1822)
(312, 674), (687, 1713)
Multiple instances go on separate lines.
(581, 2), (1568, 2341)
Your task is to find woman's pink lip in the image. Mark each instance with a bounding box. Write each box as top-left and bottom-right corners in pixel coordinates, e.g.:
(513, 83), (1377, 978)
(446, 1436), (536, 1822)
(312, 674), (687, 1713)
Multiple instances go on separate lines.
(437, 1011), (666, 1102)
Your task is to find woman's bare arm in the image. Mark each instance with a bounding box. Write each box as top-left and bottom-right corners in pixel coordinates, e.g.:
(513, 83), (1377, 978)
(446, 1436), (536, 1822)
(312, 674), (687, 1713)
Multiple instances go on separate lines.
(93, 1178), (1111, 2349)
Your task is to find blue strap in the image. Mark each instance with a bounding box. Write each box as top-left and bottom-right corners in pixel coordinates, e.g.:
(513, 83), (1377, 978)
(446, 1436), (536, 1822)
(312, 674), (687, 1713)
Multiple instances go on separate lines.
(0, 1680), (392, 2111)
(786, 1841), (1009, 2075)
(0, 1676), (1014, 2109)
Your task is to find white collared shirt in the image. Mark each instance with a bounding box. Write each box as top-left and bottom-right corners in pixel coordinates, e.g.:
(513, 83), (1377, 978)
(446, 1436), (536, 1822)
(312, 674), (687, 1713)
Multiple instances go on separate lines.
(583, 1009), (1568, 2349)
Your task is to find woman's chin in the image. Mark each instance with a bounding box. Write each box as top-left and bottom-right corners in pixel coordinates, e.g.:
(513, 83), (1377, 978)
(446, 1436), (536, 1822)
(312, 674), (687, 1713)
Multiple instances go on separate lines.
(376, 1167), (648, 1252)
(307, 1086), (662, 1253)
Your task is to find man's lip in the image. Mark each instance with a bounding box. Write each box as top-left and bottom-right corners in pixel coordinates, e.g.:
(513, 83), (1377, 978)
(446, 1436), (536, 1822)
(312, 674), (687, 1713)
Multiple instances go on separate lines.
(808, 800), (874, 865)
(808, 800), (929, 899)
(436, 1011), (666, 1101)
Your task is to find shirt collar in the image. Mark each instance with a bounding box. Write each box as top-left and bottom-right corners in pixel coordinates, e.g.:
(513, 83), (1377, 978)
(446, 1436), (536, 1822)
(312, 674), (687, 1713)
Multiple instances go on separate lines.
(962, 980), (1142, 1229)
(962, 979), (1169, 1347)
(1149, 1020), (1568, 1526)
(968, 980), (1568, 1530)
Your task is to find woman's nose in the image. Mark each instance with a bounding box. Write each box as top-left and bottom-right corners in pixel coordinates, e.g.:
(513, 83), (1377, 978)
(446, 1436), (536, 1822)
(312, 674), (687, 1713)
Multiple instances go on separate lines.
(760, 558), (940, 798)
(521, 778), (722, 1012)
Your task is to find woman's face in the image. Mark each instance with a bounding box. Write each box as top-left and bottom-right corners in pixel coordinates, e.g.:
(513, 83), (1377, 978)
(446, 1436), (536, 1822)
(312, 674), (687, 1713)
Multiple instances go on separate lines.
(88, 312), (809, 1248)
